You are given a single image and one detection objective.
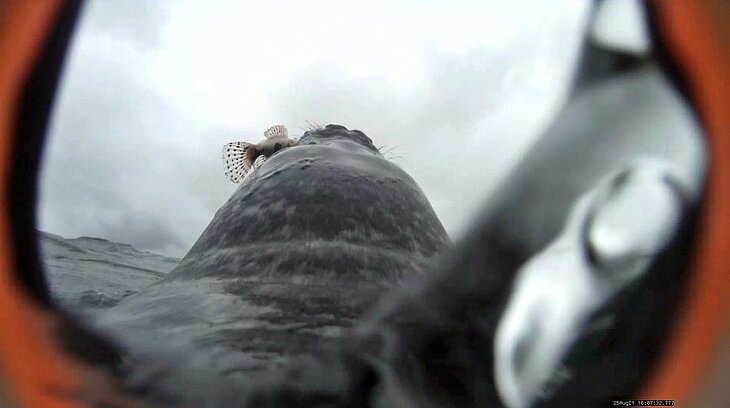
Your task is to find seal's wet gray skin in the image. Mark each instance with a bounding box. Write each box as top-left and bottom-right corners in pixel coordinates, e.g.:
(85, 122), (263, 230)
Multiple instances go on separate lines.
(92, 125), (449, 404)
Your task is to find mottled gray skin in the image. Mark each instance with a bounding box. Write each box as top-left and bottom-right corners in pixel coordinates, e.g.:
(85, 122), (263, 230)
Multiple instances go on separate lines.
(92, 125), (449, 404)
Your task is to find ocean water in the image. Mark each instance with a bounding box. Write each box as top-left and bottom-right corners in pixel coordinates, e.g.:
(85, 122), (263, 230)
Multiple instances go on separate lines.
(39, 231), (180, 313)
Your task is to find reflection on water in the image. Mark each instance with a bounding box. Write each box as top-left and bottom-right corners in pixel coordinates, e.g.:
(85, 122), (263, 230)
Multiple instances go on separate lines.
(39, 231), (179, 313)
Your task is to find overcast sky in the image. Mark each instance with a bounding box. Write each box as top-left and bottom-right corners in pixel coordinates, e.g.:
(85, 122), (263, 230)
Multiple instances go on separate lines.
(38, 0), (589, 257)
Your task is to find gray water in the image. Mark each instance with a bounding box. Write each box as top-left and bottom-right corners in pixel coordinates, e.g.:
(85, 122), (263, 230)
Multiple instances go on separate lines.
(39, 231), (180, 312)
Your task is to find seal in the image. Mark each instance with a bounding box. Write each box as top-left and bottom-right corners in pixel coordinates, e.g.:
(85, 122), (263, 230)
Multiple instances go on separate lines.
(91, 124), (450, 404)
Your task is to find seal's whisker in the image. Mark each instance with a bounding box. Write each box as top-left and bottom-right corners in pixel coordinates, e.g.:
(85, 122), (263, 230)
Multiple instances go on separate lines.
(303, 120), (324, 132)
(377, 145), (402, 161)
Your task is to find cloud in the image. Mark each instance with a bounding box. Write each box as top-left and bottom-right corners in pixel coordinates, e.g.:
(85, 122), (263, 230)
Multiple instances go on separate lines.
(39, 4), (229, 257)
(81, 0), (170, 49)
(270, 41), (584, 239)
(38, 0), (588, 257)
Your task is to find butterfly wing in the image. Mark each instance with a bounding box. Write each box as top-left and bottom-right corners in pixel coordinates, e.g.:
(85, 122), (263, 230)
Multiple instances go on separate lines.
(222, 142), (252, 183)
(263, 125), (288, 139)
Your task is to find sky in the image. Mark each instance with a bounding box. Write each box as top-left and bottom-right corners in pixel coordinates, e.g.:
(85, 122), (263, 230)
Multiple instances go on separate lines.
(38, 0), (589, 257)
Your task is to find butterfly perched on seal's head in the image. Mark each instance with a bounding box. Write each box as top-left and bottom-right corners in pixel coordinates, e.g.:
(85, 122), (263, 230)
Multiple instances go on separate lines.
(222, 125), (299, 183)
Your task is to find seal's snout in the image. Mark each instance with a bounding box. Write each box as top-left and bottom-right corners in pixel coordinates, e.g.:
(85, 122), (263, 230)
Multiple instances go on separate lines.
(223, 124), (380, 184)
(300, 124), (379, 153)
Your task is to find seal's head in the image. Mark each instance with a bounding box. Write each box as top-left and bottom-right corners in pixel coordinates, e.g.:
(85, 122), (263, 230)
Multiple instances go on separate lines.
(297, 124), (379, 153)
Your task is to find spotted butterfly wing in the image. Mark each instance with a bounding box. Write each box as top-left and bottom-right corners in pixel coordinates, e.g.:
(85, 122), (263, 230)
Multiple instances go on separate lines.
(222, 142), (252, 183)
(263, 124), (288, 139)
